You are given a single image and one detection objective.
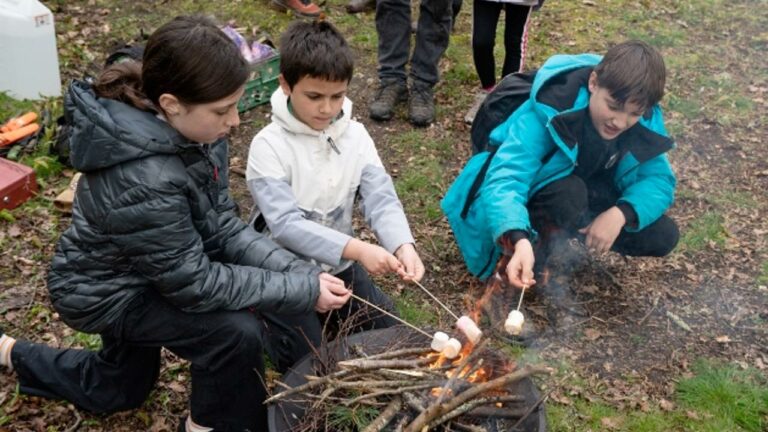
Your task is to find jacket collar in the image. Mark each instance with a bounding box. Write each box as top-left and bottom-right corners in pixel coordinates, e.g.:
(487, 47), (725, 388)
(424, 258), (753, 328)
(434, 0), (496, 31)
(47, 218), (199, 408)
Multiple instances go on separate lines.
(269, 88), (352, 142)
(535, 67), (673, 163)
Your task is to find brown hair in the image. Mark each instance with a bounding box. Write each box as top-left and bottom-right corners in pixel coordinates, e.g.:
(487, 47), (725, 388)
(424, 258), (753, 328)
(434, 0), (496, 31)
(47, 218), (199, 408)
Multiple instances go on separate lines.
(93, 15), (249, 112)
(279, 20), (354, 89)
(593, 40), (666, 111)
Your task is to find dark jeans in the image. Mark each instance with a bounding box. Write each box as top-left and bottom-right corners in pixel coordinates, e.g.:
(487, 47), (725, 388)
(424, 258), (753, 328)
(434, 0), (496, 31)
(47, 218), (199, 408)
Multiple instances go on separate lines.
(472, 2), (533, 88)
(376, 0), (452, 87)
(528, 174), (679, 257)
(260, 263), (399, 373)
(12, 290), (267, 432)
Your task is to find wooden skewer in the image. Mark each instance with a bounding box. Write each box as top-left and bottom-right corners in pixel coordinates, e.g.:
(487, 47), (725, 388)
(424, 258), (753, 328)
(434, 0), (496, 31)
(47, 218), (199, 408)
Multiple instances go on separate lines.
(350, 293), (432, 339)
(516, 285), (528, 311)
(411, 280), (460, 321)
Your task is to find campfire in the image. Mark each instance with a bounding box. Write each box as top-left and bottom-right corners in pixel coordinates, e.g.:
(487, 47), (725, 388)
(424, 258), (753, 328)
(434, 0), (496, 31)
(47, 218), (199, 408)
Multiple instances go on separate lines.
(267, 273), (552, 431)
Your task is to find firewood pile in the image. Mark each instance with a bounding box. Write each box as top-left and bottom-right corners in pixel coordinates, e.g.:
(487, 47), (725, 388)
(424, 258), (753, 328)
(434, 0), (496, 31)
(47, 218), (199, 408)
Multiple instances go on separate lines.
(267, 330), (552, 432)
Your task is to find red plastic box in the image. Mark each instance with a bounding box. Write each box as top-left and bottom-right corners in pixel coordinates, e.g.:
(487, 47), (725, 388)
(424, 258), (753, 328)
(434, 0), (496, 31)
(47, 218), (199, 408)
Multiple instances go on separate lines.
(0, 158), (38, 210)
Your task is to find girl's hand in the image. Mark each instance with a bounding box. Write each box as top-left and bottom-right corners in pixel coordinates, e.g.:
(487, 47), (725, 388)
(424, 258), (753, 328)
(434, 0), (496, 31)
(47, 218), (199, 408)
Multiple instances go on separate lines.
(578, 206), (625, 254)
(314, 273), (351, 313)
(505, 239), (536, 289)
(394, 243), (425, 282)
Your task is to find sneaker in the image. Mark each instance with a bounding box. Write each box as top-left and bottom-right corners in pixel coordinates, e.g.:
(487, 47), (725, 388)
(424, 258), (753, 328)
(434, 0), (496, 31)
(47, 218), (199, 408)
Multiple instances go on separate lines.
(271, 0), (322, 17)
(369, 80), (408, 121)
(408, 84), (435, 126)
(464, 91), (488, 125)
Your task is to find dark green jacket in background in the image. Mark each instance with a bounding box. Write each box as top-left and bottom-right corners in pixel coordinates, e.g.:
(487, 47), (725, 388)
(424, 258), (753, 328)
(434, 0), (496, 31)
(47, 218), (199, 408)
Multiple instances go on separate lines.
(48, 80), (321, 334)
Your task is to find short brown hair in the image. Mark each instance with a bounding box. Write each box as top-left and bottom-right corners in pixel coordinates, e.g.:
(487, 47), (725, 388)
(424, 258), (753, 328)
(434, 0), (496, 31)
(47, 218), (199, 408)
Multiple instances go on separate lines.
(593, 40), (666, 111)
(279, 20), (354, 89)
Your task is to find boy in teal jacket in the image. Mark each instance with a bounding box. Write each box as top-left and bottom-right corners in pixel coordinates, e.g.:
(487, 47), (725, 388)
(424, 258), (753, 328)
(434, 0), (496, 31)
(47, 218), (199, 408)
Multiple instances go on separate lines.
(442, 40), (678, 287)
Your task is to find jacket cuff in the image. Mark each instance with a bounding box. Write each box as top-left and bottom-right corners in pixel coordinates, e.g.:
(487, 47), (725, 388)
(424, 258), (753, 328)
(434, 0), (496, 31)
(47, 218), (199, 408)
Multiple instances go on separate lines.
(617, 203), (638, 228)
(499, 230), (529, 255)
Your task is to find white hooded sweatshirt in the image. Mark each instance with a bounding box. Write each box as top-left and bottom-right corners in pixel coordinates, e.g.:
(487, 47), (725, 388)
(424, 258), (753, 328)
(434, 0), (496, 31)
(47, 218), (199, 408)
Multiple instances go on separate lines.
(246, 89), (415, 274)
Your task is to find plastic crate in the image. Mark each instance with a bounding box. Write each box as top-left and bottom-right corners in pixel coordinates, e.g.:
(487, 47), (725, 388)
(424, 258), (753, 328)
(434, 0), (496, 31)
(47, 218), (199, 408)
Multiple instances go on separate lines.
(238, 53), (281, 113)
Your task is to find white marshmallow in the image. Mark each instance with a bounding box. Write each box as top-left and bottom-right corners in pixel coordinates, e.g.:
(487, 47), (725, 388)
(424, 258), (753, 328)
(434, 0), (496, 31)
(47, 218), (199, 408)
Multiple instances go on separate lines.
(431, 331), (450, 352)
(505, 310), (525, 335)
(442, 338), (462, 359)
(456, 315), (483, 344)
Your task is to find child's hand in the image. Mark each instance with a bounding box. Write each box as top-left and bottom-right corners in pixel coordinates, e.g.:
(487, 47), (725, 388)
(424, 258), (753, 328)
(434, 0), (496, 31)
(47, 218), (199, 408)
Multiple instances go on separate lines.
(394, 243), (425, 282)
(505, 238), (536, 288)
(314, 273), (351, 313)
(578, 206), (626, 254)
(359, 243), (403, 276)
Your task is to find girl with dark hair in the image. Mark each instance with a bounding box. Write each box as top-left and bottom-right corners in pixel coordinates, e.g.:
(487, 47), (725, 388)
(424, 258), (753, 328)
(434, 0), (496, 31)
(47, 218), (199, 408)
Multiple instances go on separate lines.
(0, 15), (350, 432)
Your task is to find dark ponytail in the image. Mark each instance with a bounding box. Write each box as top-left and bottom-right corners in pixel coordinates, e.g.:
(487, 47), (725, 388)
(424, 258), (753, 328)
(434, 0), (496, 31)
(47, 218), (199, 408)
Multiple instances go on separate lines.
(93, 15), (249, 111)
(93, 61), (153, 111)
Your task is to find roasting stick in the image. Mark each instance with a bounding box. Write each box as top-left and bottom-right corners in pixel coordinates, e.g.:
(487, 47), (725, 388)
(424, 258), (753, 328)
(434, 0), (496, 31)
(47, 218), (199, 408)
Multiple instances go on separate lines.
(516, 284), (528, 311)
(349, 293), (432, 339)
(411, 279), (460, 321)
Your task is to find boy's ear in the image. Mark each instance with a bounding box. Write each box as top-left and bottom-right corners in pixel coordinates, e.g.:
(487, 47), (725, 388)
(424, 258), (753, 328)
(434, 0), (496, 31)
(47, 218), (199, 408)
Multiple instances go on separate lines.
(588, 71), (599, 93)
(158, 93), (182, 116)
(278, 74), (291, 95)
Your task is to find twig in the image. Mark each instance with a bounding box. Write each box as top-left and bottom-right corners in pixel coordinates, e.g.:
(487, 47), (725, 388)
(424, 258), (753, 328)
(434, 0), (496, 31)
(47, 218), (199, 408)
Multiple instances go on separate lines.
(665, 310), (692, 332)
(350, 293), (432, 338)
(356, 347), (432, 360)
(452, 422), (487, 432)
(516, 285), (528, 311)
(338, 357), (432, 371)
(265, 370), (351, 403)
(344, 383), (438, 406)
(412, 279), (460, 320)
(361, 396), (402, 432)
(509, 388), (548, 430)
(404, 364), (552, 432)
(638, 294), (660, 325)
(64, 409), (82, 432)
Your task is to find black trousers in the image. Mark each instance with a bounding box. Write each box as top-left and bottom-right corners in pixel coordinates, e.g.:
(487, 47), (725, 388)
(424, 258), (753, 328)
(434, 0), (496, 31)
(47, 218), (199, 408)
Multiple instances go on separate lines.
(472, 2), (533, 88)
(528, 174), (679, 257)
(12, 290), (268, 431)
(261, 263), (399, 373)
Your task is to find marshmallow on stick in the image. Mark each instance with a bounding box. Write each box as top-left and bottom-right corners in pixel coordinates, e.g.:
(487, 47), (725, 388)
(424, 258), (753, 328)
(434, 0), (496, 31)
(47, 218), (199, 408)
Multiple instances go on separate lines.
(505, 310), (525, 335)
(442, 338), (462, 359)
(430, 332), (450, 352)
(456, 315), (483, 344)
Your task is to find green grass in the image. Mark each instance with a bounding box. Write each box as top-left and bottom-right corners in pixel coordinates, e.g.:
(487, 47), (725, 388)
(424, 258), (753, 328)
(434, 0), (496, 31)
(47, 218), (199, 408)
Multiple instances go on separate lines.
(758, 261), (768, 285)
(677, 211), (727, 252)
(327, 404), (380, 431)
(64, 331), (103, 351)
(393, 289), (438, 328)
(548, 359), (768, 432)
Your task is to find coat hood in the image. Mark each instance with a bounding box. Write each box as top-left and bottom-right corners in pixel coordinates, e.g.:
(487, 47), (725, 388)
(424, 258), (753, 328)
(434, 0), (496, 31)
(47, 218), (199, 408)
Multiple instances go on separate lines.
(64, 80), (189, 172)
(269, 88), (353, 142)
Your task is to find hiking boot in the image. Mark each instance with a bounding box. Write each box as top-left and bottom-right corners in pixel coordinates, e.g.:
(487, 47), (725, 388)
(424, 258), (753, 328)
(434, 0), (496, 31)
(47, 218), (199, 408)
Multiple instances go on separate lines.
(408, 84), (436, 126)
(346, 0), (375, 13)
(369, 80), (408, 121)
(271, 0), (322, 17)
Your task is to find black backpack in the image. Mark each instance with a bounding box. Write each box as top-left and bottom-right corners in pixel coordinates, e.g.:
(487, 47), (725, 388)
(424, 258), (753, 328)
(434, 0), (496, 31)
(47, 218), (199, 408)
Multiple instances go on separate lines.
(461, 70), (536, 218)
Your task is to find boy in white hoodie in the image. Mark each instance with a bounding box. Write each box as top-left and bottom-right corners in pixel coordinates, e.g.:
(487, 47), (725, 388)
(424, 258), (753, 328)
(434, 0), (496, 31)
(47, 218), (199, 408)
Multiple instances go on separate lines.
(246, 20), (425, 371)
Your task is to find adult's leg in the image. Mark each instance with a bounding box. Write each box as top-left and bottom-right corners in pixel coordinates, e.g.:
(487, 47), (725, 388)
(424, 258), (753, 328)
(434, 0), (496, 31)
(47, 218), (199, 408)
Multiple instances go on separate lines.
(376, 0), (411, 84)
(410, 0), (453, 88)
(472, 0), (503, 89)
(501, 4), (533, 76)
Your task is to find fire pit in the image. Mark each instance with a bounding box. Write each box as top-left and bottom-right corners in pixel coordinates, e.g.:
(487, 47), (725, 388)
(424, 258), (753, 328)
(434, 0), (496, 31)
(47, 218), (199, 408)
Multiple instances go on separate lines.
(267, 326), (548, 432)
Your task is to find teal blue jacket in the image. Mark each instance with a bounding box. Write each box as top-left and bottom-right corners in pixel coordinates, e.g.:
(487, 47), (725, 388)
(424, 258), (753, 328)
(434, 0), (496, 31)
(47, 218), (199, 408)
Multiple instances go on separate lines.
(441, 53), (675, 279)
